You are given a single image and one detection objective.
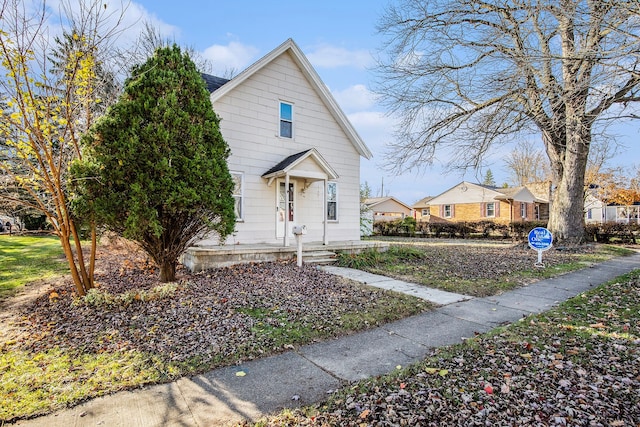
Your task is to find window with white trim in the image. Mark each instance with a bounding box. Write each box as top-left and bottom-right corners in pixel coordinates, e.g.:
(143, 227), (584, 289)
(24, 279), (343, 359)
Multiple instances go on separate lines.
(520, 202), (526, 218)
(279, 102), (293, 138)
(327, 182), (337, 221)
(422, 208), (430, 216)
(486, 202), (496, 217)
(444, 204), (452, 218)
(231, 172), (244, 220)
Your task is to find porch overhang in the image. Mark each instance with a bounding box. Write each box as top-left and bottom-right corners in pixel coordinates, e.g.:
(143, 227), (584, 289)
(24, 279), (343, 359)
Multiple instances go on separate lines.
(262, 148), (339, 186)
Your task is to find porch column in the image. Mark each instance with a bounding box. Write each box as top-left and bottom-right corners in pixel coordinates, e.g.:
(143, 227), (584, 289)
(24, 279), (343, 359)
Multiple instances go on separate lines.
(323, 178), (328, 245)
(284, 173), (290, 247)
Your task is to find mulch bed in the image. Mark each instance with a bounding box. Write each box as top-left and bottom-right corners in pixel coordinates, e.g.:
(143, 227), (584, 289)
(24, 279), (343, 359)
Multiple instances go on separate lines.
(4, 244), (427, 368)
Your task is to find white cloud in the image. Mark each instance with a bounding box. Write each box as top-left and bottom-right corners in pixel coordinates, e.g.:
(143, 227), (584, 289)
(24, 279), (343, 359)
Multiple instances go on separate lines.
(40, 0), (180, 49)
(202, 41), (260, 76)
(306, 44), (372, 69)
(333, 84), (377, 112)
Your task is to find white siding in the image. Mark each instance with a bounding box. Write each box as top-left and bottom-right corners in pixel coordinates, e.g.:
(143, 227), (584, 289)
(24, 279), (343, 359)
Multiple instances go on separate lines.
(199, 51), (361, 245)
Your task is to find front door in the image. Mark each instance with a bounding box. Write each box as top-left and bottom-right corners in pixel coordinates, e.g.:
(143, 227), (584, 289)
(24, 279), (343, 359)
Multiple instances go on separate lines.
(276, 180), (295, 238)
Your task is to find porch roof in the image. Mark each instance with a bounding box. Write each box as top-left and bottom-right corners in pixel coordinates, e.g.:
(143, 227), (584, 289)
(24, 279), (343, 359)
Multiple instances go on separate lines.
(261, 148), (339, 185)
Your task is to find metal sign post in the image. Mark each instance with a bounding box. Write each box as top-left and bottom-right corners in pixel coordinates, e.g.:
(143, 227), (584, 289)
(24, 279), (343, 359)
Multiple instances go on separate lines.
(528, 227), (553, 267)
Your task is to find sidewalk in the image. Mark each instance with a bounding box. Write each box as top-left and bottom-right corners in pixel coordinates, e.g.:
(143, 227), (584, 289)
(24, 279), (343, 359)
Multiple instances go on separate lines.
(14, 253), (640, 427)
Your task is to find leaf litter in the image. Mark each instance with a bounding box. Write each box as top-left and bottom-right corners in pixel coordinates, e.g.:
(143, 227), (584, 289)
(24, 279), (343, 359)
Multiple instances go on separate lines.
(240, 270), (640, 426)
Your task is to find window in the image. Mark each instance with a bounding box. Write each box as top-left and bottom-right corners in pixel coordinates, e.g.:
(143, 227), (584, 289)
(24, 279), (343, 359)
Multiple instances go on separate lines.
(535, 205), (541, 220)
(279, 102), (293, 138)
(586, 209), (592, 220)
(231, 172), (244, 220)
(327, 182), (337, 221)
(486, 202), (495, 217)
(520, 202), (526, 218)
(422, 208), (430, 217)
(444, 204), (452, 218)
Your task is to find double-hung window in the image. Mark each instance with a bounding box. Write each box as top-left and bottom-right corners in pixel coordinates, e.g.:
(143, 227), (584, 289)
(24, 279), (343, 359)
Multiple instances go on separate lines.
(444, 204), (452, 218)
(422, 208), (430, 217)
(327, 182), (337, 221)
(486, 202), (495, 217)
(279, 102), (293, 138)
(520, 202), (526, 218)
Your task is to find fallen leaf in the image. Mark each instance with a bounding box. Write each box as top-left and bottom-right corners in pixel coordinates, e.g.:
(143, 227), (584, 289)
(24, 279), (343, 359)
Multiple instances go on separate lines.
(359, 409), (370, 419)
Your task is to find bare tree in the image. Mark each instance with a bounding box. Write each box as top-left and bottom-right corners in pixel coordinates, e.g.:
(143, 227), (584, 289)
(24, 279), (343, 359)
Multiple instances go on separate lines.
(504, 140), (551, 186)
(114, 21), (214, 75)
(0, 0), (126, 295)
(375, 0), (640, 243)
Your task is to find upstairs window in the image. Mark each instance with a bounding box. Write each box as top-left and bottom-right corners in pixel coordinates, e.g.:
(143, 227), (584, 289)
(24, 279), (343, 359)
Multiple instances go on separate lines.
(520, 202), (526, 218)
(279, 102), (293, 138)
(422, 208), (430, 216)
(327, 182), (337, 221)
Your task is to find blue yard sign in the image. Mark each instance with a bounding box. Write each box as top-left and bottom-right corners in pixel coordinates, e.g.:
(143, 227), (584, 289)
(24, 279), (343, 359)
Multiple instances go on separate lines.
(528, 227), (553, 267)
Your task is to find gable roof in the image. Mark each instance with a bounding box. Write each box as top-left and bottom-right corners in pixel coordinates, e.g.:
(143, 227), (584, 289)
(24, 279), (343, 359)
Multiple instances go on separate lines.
(412, 196), (434, 208)
(261, 148), (339, 186)
(494, 186), (541, 203)
(201, 73), (229, 92)
(205, 38), (372, 160)
(428, 181), (546, 205)
(364, 196), (413, 211)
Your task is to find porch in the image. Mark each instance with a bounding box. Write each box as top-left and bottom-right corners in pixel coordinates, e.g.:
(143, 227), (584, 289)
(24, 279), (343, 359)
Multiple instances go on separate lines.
(182, 240), (388, 272)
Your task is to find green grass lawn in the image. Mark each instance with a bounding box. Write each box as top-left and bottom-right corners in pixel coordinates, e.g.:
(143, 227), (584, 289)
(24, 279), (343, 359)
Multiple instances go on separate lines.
(0, 235), (68, 302)
(337, 243), (635, 297)
(252, 269), (640, 426)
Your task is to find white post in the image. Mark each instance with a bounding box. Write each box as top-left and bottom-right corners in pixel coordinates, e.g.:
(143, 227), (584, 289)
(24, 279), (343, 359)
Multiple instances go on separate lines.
(323, 179), (328, 245)
(296, 233), (303, 267)
(284, 174), (290, 247)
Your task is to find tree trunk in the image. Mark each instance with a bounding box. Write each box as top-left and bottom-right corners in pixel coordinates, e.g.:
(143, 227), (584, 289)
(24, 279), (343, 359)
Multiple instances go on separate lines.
(545, 118), (590, 244)
(159, 260), (177, 283)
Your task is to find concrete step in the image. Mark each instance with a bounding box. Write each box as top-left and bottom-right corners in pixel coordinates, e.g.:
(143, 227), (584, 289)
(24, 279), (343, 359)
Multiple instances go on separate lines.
(302, 250), (338, 265)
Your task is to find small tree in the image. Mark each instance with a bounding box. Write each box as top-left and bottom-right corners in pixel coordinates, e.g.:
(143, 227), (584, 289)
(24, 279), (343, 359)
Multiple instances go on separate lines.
(73, 45), (236, 282)
(360, 182), (374, 236)
(0, 0), (124, 295)
(482, 169), (496, 187)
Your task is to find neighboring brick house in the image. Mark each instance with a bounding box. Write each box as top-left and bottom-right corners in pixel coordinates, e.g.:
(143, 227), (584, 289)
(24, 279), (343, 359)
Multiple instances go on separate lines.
(412, 196), (433, 222)
(422, 181), (548, 224)
(364, 197), (413, 222)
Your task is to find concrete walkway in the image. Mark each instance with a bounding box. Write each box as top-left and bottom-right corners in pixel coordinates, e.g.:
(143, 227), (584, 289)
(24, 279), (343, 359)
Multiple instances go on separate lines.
(14, 253), (640, 427)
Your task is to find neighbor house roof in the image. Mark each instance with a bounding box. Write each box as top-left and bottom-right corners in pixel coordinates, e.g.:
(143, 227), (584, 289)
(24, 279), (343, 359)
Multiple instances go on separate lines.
(412, 196), (434, 208)
(203, 38), (372, 160)
(364, 197), (413, 211)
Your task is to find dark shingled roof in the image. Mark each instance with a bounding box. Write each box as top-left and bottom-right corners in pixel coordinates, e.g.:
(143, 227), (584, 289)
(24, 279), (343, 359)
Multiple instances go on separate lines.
(262, 150), (313, 177)
(201, 73), (230, 93)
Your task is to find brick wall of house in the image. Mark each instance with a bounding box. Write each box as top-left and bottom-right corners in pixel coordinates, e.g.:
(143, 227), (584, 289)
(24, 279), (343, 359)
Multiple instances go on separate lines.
(428, 201), (512, 224)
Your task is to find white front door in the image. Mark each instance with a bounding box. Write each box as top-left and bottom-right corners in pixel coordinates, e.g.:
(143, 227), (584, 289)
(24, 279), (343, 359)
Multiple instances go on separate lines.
(276, 180), (295, 238)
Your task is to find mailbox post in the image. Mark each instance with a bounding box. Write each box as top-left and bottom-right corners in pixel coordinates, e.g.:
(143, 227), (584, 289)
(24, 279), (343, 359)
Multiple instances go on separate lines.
(292, 225), (307, 267)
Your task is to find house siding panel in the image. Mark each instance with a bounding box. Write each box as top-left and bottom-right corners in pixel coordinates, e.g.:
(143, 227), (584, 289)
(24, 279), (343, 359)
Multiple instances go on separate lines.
(199, 50), (361, 245)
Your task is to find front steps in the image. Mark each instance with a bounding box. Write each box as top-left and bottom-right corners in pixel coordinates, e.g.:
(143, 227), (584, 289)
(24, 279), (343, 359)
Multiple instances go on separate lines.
(302, 250), (338, 265)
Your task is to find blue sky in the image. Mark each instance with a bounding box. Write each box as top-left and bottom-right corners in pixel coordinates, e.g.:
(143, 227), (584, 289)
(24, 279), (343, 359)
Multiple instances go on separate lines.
(54, 0), (640, 204)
